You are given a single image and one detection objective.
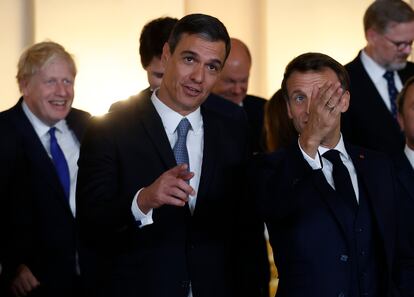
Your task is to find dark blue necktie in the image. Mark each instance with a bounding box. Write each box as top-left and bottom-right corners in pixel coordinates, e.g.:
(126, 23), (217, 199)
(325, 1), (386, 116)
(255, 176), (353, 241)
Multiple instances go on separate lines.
(49, 127), (70, 199)
(383, 71), (398, 118)
(173, 118), (191, 170)
(323, 149), (358, 211)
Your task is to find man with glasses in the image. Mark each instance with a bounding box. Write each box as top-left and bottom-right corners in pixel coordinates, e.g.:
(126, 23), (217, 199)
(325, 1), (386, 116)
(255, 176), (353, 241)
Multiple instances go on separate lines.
(343, 0), (414, 155)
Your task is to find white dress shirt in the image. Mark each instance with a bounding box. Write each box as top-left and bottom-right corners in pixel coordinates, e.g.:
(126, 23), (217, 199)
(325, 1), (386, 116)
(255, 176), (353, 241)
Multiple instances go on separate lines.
(299, 134), (360, 202)
(360, 50), (403, 111)
(404, 144), (414, 169)
(22, 101), (80, 216)
(131, 89), (204, 225)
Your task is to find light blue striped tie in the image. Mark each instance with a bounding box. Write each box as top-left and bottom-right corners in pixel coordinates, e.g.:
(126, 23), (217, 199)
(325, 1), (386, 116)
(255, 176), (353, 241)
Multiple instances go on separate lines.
(173, 118), (191, 170)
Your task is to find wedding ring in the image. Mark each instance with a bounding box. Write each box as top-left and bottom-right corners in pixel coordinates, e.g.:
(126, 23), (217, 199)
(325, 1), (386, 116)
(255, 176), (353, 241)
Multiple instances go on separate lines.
(326, 100), (335, 110)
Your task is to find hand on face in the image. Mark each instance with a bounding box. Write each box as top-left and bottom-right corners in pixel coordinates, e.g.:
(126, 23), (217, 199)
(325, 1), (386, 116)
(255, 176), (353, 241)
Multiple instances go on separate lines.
(299, 81), (349, 157)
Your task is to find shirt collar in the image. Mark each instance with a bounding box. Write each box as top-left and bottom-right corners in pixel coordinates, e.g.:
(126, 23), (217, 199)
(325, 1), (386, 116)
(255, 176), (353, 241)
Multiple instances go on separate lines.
(360, 49), (391, 83)
(151, 88), (203, 134)
(22, 100), (67, 138)
(319, 134), (351, 161)
(404, 144), (414, 169)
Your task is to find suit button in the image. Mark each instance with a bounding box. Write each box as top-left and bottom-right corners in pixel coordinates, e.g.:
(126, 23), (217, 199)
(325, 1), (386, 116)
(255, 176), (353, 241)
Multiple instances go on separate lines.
(338, 292), (345, 297)
(360, 250), (366, 256)
(181, 280), (190, 288)
(340, 254), (348, 262)
(356, 227), (363, 233)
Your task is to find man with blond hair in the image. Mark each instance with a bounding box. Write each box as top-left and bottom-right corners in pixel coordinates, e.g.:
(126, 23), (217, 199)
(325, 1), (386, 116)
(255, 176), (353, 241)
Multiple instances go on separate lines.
(0, 41), (90, 297)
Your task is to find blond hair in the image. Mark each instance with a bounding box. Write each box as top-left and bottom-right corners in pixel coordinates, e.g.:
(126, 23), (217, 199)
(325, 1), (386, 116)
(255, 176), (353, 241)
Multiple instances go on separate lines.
(16, 41), (76, 92)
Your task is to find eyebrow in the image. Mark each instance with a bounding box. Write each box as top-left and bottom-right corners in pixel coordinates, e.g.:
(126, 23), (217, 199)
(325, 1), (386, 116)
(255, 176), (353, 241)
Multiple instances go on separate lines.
(180, 50), (223, 67)
(290, 89), (306, 97)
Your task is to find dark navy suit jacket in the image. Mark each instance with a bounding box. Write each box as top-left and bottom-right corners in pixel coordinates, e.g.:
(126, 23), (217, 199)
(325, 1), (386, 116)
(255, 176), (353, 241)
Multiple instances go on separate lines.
(243, 95), (266, 153)
(392, 151), (414, 297)
(77, 91), (263, 297)
(343, 52), (414, 155)
(0, 99), (90, 296)
(254, 142), (402, 297)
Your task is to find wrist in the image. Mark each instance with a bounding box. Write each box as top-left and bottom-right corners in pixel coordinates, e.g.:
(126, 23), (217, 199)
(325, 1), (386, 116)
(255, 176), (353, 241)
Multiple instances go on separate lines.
(137, 189), (151, 214)
(299, 133), (320, 158)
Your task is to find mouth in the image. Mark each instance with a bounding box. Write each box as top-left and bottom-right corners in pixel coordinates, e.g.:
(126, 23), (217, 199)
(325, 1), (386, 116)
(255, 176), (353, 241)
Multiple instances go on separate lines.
(183, 85), (202, 97)
(49, 99), (67, 107)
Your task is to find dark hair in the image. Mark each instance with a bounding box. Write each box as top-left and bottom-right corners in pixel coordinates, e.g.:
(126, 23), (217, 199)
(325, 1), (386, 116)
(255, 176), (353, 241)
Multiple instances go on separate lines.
(397, 76), (414, 114)
(364, 0), (414, 34)
(281, 52), (350, 101)
(264, 89), (298, 152)
(168, 13), (231, 61)
(139, 17), (178, 68)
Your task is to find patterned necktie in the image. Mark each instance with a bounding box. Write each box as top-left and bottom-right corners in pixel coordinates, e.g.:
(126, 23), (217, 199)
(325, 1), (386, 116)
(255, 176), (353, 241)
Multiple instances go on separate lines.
(173, 118), (191, 169)
(49, 127), (70, 199)
(383, 71), (398, 118)
(323, 149), (358, 211)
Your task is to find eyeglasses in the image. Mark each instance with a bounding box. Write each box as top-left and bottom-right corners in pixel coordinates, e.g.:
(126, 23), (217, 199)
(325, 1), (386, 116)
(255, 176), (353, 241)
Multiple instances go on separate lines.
(382, 35), (413, 51)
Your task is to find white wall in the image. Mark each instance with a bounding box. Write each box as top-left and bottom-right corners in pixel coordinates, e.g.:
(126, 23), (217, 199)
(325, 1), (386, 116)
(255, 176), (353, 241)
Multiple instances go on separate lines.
(265, 0), (374, 98)
(35, 0), (184, 115)
(0, 0), (33, 110)
(1, 0), (412, 113)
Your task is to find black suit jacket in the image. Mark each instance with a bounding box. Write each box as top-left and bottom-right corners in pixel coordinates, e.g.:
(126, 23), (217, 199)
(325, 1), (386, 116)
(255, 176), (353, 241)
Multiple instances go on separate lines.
(254, 143), (401, 297)
(343, 52), (414, 154)
(0, 99), (90, 296)
(108, 90), (269, 297)
(243, 95), (266, 153)
(77, 91), (259, 297)
(111, 89), (247, 124)
(392, 152), (414, 297)
(0, 118), (25, 294)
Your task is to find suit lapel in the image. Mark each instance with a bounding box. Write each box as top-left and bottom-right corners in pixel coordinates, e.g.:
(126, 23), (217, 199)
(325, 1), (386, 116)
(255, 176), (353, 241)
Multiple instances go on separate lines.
(287, 145), (353, 242)
(9, 102), (73, 215)
(311, 167), (355, 243)
(137, 94), (177, 170)
(66, 108), (90, 141)
(192, 107), (219, 215)
(347, 145), (391, 245)
(395, 152), (414, 202)
(353, 55), (401, 131)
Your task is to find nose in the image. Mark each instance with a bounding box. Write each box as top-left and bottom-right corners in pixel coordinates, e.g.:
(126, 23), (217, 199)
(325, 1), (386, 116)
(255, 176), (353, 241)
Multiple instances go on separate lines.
(306, 98), (311, 114)
(402, 44), (412, 55)
(190, 64), (204, 83)
(231, 83), (244, 95)
(56, 82), (69, 96)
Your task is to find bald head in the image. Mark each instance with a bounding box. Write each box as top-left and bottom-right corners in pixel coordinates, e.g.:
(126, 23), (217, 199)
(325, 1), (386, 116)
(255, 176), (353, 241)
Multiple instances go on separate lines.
(212, 38), (251, 104)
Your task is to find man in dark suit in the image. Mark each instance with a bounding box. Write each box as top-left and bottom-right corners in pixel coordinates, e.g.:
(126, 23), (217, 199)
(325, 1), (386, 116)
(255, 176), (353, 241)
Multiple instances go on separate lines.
(393, 77), (414, 296)
(255, 52), (403, 297)
(343, 0), (414, 155)
(0, 41), (90, 297)
(77, 14), (259, 297)
(212, 37), (267, 153)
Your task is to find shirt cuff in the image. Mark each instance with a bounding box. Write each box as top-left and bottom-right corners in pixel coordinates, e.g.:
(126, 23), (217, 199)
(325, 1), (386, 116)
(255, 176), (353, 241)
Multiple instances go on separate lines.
(298, 139), (322, 170)
(131, 188), (154, 227)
